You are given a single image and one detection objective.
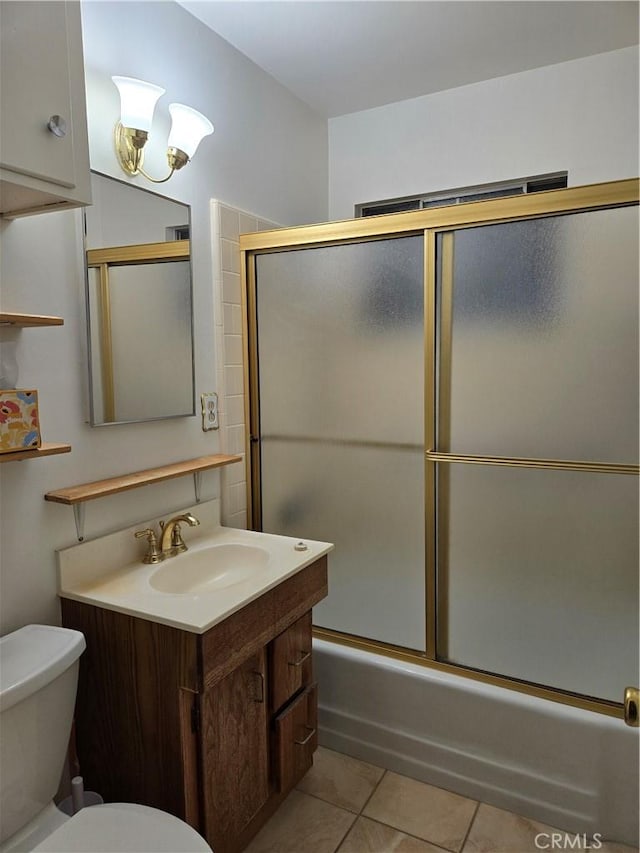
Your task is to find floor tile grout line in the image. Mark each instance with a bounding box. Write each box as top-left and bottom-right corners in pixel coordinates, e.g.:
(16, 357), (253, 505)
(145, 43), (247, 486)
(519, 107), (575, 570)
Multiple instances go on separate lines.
(301, 752), (474, 852)
(459, 800), (481, 853)
(358, 768), (388, 816)
(355, 764), (479, 851)
(294, 787), (363, 816)
(353, 813), (466, 853)
(332, 809), (360, 853)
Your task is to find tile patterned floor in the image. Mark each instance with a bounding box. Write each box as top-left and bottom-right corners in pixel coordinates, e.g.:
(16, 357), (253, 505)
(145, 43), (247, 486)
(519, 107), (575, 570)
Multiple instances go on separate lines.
(245, 747), (638, 853)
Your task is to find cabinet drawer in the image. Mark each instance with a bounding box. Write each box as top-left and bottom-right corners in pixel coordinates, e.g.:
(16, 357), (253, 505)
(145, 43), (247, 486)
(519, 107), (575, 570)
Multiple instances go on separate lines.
(273, 682), (317, 793)
(270, 611), (312, 713)
(200, 558), (326, 693)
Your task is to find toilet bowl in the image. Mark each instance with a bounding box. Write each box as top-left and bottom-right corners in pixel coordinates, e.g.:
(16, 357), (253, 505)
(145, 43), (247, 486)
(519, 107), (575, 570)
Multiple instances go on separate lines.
(0, 625), (211, 852)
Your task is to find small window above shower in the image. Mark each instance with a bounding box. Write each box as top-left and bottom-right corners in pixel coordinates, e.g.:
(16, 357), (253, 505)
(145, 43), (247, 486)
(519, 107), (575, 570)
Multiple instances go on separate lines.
(355, 172), (568, 218)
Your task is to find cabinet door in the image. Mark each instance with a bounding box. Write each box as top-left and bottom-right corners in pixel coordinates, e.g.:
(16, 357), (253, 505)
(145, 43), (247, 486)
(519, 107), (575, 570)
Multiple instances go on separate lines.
(270, 611), (313, 713)
(199, 650), (270, 849)
(0, 2), (76, 188)
(274, 683), (318, 793)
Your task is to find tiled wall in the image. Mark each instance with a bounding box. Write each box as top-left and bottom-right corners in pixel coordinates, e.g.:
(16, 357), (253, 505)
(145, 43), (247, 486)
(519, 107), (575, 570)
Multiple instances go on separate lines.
(211, 201), (279, 528)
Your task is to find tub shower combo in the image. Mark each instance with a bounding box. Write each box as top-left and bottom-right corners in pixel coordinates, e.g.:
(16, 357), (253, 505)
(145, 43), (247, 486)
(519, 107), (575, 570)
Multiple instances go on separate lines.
(238, 180), (639, 845)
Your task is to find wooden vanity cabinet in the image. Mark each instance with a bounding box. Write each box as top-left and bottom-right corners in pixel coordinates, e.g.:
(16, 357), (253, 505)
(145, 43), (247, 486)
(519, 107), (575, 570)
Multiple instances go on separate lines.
(61, 556), (327, 853)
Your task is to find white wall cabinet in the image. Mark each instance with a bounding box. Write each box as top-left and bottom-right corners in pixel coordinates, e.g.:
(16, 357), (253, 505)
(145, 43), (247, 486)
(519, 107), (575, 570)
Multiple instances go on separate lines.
(0, 1), (91, 217)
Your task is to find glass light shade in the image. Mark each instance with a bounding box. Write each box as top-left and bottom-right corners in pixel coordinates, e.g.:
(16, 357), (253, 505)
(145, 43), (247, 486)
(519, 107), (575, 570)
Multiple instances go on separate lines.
(112, 76), (165, 132)
(167, 103), (214, 159)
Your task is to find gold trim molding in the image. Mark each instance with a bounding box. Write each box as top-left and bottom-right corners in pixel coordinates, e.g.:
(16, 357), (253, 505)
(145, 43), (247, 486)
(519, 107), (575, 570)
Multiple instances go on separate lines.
(240, 178), (638, 252)
(87, 239), (190, 266)
(426, 451), (639, 476)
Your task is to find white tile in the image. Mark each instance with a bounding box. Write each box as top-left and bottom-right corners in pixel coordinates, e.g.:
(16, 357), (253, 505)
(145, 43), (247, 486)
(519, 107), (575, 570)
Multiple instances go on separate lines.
(223, 334), (243, 365)
(220, 205), (240, 240)
(217, 416), (228, 451)
(231, 304), (243, 335)
(214, 327), (225, 373)
(228, 425), (247, 455)
(215, 367), (226, 399)
(229, 482), (246, 514)
(212, 279), (223, 326)
(222, 425), (235, 454)
(221, 238), (240, 273)
(210, 242), (223, 281)
(239, 212), (258, 235)
(222, 271), (241, 305)
(224, 509), (248, 530)
(224, 455), (246, 486)
(258, 219), (279, 231)
(224, 365), (244, 397)
(225, 394), (245, 426)
(223, 303), (234, 333)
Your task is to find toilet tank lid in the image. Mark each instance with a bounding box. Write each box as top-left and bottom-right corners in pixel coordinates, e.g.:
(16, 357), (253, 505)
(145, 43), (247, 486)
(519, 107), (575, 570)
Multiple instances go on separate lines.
(0, 625), (86, 713)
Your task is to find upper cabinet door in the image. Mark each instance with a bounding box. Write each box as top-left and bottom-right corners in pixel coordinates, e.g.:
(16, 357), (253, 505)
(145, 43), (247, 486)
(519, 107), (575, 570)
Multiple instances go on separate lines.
(0, 1), (91, 215)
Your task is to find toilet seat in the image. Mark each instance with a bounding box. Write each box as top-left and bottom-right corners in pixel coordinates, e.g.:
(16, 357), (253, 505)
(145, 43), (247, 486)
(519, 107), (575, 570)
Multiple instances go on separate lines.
(32, 803), (212, 852)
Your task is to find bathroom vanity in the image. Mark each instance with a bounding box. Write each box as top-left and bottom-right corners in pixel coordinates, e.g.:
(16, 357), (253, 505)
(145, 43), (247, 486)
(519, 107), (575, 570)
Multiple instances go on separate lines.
(57, 502), (331, 853)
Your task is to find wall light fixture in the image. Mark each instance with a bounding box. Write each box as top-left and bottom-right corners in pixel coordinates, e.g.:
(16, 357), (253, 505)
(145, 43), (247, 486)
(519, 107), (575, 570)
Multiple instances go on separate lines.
(112, 76), (214, 183)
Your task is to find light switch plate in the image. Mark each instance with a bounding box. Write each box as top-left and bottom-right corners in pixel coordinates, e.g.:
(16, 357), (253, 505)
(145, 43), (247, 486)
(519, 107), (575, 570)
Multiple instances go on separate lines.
(201, 392), (219, 431)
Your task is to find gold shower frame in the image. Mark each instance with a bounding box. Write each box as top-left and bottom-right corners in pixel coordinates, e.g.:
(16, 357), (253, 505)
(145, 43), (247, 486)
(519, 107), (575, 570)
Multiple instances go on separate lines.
(240, 178), (639, 720)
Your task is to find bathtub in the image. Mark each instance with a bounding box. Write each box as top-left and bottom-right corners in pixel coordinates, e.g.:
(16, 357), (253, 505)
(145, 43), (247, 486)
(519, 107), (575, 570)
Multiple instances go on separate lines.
(314, 638), (639, 847)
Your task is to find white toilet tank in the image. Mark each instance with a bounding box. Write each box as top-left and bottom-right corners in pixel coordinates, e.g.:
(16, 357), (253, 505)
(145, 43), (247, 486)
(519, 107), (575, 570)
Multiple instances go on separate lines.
(0, 625), (86, 845)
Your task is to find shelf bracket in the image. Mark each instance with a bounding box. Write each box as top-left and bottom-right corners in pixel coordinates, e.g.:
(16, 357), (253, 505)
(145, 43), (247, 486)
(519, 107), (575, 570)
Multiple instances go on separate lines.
(73, 503), (86, 542)
(193, 471), (202, 504)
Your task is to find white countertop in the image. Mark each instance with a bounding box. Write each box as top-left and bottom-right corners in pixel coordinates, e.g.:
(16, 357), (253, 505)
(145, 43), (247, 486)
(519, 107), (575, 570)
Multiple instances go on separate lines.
(57, 499), (333, 635)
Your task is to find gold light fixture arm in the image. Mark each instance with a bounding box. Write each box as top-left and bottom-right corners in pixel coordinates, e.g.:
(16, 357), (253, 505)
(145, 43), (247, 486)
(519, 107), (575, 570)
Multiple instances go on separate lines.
(114, 123), (189, 184)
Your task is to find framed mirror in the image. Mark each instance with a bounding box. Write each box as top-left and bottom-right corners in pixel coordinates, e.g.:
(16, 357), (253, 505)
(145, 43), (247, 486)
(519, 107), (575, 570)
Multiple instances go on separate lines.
(84, 172), (195, 425)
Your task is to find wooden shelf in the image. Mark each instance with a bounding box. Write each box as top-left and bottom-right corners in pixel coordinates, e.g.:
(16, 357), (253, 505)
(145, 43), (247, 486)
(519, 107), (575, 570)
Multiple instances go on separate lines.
(0, 442), (71, 462)
(45, 453), (242, 505)
(0, 312), (64, 327)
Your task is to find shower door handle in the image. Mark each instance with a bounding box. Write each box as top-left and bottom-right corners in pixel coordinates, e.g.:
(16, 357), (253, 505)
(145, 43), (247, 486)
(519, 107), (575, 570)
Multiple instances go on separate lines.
(624, 687), (639, 727)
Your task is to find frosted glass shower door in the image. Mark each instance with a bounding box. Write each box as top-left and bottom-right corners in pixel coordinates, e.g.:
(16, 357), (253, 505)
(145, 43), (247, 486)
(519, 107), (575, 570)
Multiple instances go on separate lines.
(255, 237), (425, 650)
(434, 205), (639, 701)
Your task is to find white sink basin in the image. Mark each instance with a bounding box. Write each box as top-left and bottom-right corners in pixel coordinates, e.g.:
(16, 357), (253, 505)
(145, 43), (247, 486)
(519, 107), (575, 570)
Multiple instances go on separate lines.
(149, 543), (270, 594)
(58, 499), (334, 633)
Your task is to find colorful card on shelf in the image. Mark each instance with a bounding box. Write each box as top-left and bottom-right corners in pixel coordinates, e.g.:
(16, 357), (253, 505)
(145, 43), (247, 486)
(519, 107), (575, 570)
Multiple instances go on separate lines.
(0, 389), (41, 453)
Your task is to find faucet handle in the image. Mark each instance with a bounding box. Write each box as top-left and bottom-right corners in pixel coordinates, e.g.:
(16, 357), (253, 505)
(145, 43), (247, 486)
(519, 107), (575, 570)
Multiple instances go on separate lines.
(134, 527), (165, 564)
(170, 522), (188, 555)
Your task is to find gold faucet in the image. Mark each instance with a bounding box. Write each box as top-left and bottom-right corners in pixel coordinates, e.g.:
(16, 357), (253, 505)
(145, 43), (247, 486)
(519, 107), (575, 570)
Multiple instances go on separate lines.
(134, 528), (164, 564)
(159, 512), (200, 557)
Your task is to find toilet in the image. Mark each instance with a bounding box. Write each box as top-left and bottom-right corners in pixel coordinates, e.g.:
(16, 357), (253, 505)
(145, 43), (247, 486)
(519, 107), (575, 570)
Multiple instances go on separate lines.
(0, 624), (211, 852)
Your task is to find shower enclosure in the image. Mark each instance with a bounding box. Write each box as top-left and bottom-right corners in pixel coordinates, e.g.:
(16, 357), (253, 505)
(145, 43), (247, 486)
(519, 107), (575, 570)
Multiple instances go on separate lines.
(240, 179), (639, 720)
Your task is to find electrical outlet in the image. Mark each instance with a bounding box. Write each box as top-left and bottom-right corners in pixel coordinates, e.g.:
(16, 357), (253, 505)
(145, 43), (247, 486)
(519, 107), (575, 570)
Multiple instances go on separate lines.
(201, 392), (219, 431)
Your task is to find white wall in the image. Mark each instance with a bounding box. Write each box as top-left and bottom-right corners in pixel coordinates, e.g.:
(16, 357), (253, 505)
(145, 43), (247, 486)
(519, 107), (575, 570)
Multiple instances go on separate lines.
(328, 47), (639, 220)
(0, 0), (327, 635)
(1, 8), (636, 638)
